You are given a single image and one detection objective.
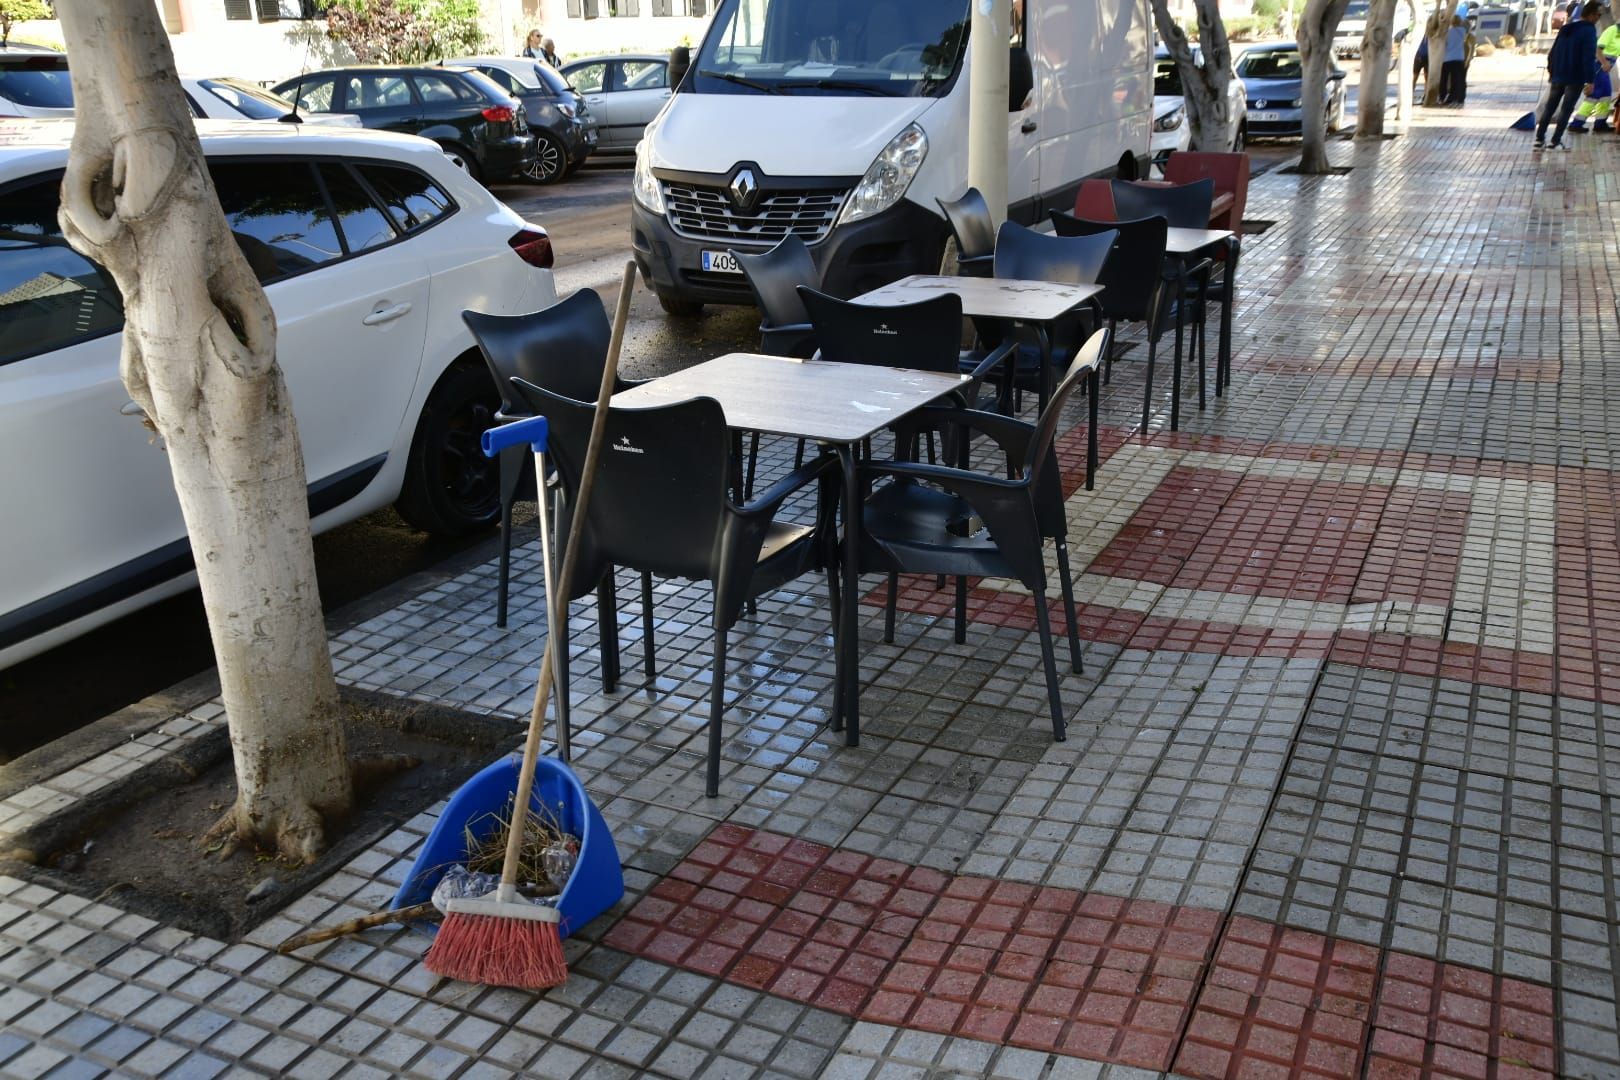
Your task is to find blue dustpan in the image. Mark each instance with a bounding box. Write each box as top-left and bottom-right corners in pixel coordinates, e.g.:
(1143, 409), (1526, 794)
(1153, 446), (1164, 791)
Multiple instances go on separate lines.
(390, 754), (623, 939)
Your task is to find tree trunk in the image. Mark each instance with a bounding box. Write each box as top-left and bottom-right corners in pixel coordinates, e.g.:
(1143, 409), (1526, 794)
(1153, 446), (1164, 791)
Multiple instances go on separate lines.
(1297, 0), (1354, 172)
(1423, 0), (1461, 106)
(1356, 0), (1401, 136)
(1150, 0), (1237, 151)
(55, 0), (352, 863)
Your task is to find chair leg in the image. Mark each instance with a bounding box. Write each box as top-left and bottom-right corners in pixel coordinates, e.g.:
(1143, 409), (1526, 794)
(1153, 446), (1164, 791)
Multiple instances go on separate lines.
(1032, 584), (1066, 741)
(794, 438), (806, 469)
(1055, 541), (1083, 674)
(1086, 367), (1100, 492)
(1141, 333), (1157, 433)
(744, 431), (760, 501)
(597, 574), (619, 693)
(884, 572), (899, 644)
(826, 555), (844, 735)
(640, 570), (656, 683)
(954, 577), (968, 645)
(495, 443), (525, 629)
(555, 599), (572, 761)
(1105, 318), (1117, 385)
(1196, 274), (1210, 412)
(706, 624), (727, 798)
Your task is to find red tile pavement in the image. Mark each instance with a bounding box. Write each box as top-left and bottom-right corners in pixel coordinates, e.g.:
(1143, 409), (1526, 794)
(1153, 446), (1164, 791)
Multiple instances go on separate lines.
(605, 824), (1557, 1077)
(1352, 487), (1472, 608)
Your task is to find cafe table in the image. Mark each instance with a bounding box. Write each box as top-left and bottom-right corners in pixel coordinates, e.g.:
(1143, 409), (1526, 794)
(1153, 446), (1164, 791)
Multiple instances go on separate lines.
(852, 274), (1107, 489)
(1165, 226), (1238, 400)
(613, 351), (971, 744)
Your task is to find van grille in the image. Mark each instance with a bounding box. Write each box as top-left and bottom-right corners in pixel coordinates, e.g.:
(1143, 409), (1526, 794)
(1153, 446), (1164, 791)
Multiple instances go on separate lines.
(662, 182), (847, 246)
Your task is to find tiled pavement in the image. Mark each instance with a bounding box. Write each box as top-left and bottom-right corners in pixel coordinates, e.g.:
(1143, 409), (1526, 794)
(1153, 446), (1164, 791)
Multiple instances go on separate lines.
(3, 68), (1620, 1079)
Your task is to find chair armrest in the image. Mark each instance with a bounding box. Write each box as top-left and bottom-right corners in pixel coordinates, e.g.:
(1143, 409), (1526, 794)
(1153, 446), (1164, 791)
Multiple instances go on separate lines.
(734, 450), (839, 520)
(860, 460), (1045, 586)
(887, 406), (1035, 473)
(964, 339), (1019, 382)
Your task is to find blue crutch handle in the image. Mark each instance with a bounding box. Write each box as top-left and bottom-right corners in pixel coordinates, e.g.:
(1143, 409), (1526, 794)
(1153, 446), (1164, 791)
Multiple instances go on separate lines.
(481, 416), (548, 458)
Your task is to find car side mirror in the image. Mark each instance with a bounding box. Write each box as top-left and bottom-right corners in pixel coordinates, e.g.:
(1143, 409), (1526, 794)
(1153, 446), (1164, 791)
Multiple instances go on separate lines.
(1009, 46), (1034, 111)
(1329, 70), (1347, 80)
(669, 45), (691, 90)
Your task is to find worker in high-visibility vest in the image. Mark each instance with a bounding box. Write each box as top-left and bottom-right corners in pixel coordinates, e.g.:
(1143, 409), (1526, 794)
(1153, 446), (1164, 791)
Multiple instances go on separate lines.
(1571, 16), (1620, 129)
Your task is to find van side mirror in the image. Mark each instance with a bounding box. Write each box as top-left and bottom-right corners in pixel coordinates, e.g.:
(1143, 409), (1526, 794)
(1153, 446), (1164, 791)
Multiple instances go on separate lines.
(1009, 46), (1034, 111)
(669, 45), (691, 89)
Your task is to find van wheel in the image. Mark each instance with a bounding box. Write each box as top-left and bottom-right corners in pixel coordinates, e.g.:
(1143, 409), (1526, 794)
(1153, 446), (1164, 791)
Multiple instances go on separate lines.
(395, 363), (501, 536)
(659, 293), (704, 317)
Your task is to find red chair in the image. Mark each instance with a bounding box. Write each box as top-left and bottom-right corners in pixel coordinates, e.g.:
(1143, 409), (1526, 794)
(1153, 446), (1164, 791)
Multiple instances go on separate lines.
(1073, 179), (1116, 221)
(1164, 151), (1250, 238)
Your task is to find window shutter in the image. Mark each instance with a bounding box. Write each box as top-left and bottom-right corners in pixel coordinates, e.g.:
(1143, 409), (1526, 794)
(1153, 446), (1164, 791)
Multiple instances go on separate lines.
(652, 0), (671, 15)
(223, 0), (253, 20)
(567, 0), (582, 14)
(688, 0), (706, 14)
(620, 0), (638, 16)
(582, 0), (600, 16)
(255, 0), (279, 21)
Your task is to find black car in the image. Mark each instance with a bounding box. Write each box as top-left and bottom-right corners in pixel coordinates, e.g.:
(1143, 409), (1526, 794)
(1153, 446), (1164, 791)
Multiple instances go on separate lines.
(444, 56), (597, 184)
(272, 66), (534, 183)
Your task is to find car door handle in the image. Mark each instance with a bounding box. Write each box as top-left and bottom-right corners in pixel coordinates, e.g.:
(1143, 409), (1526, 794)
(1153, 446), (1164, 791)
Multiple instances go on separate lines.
(119, 400), (146, 417)
(587, 96), (605, 104)
(1021, 118), (1038, 133)
(363, 302), (412, 326)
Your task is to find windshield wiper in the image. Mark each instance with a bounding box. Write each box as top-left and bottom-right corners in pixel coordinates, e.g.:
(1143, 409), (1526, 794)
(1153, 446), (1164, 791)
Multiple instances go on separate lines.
(790, 78), (892, 96)
(696, 69), (783, 94)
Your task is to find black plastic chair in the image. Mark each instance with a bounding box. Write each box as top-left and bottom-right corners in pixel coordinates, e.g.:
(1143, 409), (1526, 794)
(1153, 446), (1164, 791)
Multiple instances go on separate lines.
(936, 188), (996, 278)
(983, 221), (1115, 419)
(510, 379), (838, 797)
(856, 327), (1112, 741)
(461, 292), (655, 702)
(730, 236), (820, 359)
(1110, 178), (1214, 229)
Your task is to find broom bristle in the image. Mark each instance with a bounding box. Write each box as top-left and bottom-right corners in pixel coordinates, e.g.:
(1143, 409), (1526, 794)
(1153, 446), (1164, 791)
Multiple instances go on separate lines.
(424, 911), (567, 989)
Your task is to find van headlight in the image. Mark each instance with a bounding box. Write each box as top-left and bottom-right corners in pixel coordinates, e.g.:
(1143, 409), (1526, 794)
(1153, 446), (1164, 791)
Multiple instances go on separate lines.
(633, 142), (665, 215)
(1153, 106), (1185, 132)
(837, 123), (927, 226)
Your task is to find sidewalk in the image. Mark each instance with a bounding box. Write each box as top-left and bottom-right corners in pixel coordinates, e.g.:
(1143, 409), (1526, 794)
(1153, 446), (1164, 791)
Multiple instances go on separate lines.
(1, 63), (1615, 1079)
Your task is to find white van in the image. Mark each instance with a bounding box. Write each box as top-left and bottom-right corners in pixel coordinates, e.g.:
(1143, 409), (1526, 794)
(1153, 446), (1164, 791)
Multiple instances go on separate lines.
(630, 0), (1155, 315)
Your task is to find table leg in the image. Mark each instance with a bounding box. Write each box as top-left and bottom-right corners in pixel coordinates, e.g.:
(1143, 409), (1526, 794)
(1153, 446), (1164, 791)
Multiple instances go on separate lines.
(1171, 264), (1186, 432)
(835, 444), (861, 746)
(1088, 366), (1100, 491)
(1219, 237), (1239, 395)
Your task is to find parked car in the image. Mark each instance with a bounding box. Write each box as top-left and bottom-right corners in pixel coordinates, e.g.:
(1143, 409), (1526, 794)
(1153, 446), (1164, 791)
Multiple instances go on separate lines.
(1152, 45), (1248, 160)
(559, 53), (670, 153)
(181, 75), (360, 126)
(0, 46), (72, 119)
(0, 119), (558, 667)
(442, 56), (598, 183)
(271, 66), (536, 183)
(1334, 0), (1416, 60)
(1236, 43), (1346, 140)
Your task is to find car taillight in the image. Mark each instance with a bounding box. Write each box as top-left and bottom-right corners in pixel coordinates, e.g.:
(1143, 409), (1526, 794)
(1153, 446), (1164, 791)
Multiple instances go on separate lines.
(509, 228), (554, 269)
(482, 105), (514, 123)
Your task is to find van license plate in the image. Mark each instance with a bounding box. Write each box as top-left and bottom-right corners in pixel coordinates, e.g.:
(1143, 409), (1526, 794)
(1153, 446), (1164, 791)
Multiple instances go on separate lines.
(1256, 111), (1282, 122)
(701, 250), (742, 274)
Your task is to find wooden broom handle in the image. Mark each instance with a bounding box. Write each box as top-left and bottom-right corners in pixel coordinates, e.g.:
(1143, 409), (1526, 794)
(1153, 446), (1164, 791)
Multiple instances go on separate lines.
(500, 262), (637, 892)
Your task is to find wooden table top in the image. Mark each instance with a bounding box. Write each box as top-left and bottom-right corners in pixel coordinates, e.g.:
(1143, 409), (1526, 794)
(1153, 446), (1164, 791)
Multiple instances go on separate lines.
(852, 275), (1103, 322)
(612, 353), (969, 444)
(1165, 227), (1236, 255)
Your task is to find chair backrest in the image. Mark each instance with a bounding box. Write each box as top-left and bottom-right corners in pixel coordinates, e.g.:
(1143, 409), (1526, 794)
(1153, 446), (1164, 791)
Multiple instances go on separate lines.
(1073, 179), (1116, 221)
(1049, 211), (1168, 323)
(1027, 327), (1110, 529)
(462, 289), (611, 415)
(508, 379), (732, 591)
(1110, 177), (1214, 230)
(731, 236), (819, 334)
(798, 287), (965, 374)
(936, 187), (997, 263)
(993, 220), (1117, 286)
(1164, 151), (1249, 237)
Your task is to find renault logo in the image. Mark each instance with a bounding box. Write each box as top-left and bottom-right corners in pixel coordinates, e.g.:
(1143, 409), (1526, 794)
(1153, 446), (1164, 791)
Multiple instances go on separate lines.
(729, 168), (759, 210)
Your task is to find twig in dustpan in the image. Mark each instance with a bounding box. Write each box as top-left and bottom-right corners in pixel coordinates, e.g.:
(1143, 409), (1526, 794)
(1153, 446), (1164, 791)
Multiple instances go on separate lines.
(424, 261), (638, 990)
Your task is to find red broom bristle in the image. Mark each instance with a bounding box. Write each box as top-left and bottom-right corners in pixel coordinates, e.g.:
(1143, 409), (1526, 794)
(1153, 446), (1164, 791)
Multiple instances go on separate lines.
(424, 911), (567, 989)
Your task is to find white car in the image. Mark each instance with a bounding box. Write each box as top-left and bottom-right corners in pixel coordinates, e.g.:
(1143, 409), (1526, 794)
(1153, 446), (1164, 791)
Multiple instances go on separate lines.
(180, 75), (361, 127)
(0, 46), (72, 119)
(1152, 45), (1249, 155)
(0, 119), (558, 667)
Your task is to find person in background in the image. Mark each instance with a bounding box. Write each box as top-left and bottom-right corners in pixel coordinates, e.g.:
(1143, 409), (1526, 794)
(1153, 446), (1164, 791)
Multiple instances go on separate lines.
(1567, 52), (1614, 130)
(1537, 0), (1603, 150)
(542, 38), (561, 67)
(1414, 34), (1430, 96)
(521, 29), (544, 59)
(1439, 14), (1468, 103)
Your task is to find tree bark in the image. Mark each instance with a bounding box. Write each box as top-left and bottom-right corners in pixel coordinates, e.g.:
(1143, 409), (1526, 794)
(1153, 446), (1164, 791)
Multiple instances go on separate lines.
(1297, 0), (1354, 172)
(1355, 0), (1401, 136)
(1150, 0), (1238, 151)
(55, 0), (352, 863)
(1423, 0), (1461, 106)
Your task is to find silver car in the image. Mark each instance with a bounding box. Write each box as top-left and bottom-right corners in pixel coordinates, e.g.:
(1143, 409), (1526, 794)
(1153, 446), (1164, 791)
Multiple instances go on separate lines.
(559, 53), (671, 153)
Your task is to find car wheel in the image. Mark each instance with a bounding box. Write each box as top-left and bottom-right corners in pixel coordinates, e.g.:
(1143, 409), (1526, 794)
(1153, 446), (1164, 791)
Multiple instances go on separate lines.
(523, 132), (566, 184)
(658, 293), (704, 317)
(1235, 119), (1248, 150)
(441, 145), (481, 184)
(394, 362), (501, 536)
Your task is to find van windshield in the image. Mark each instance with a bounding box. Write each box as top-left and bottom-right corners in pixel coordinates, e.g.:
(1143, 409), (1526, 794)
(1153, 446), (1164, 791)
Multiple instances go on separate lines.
(692, 0), (970, 98)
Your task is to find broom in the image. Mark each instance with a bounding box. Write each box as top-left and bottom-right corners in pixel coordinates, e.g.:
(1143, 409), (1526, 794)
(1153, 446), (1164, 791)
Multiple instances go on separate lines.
(424, 262), (637, 988)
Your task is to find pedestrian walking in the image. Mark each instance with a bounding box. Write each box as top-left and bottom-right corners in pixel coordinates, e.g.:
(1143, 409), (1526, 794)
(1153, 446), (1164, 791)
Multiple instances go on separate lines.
(1414, 35), (1429, 95)
(542, 38), (561, 67)
(1439, 15), (1468, 103)
(1537, 0), (1604, 150)
(521, 29), (544, 58)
